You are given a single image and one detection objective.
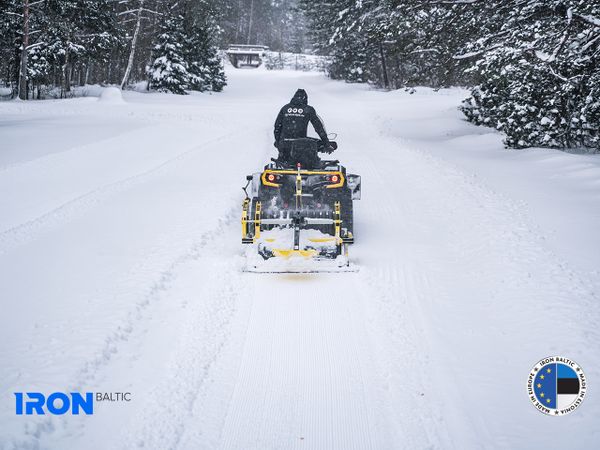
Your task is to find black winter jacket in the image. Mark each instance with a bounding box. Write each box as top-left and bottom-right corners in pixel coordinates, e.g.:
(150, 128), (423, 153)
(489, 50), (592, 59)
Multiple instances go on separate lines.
(273, 89), (328, 145)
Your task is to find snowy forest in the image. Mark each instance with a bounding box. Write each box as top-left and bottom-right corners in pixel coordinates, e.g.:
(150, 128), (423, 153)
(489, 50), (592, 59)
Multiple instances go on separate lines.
(1, 0), (599, 150)
(0, 0), (305, 98)
(300, 0), (600, 150)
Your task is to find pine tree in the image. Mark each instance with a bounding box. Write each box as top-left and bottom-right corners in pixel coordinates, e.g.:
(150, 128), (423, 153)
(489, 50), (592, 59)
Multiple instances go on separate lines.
(184, 9), (226, 92)
(199, 51), (227, 92)
(147, 14), (190, 94)
(299, 0), (373, 81)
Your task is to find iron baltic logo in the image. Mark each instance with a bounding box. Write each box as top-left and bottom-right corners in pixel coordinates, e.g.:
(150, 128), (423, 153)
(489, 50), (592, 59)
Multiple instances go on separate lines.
(527, 356), (586, 416)
(15, 392), (131, 415)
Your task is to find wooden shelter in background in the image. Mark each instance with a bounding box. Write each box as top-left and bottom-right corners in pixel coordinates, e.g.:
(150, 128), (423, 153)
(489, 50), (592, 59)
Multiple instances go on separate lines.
(226, 45), (269, 68)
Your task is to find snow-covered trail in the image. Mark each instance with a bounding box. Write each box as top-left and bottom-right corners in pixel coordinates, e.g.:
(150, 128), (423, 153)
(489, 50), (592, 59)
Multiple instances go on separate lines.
(1, 68), (599, 449)
(216, 275), (381, 450)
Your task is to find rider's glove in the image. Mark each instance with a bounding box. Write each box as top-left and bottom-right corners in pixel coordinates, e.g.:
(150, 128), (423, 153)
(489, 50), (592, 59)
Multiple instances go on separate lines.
(323, 142), (335, 154)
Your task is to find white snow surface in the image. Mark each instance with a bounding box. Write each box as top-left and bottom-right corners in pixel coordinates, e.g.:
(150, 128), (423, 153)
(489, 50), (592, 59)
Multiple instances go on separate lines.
(1, 68), (599, 449)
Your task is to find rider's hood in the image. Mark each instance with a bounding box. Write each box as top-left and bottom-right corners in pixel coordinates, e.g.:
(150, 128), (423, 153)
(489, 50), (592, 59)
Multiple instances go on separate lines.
(290, 89), (308, 106)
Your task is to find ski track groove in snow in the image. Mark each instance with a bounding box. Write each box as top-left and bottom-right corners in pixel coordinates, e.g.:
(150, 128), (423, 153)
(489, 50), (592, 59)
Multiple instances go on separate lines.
(349, 148), (452, 449)
(217, 275), (379, 450)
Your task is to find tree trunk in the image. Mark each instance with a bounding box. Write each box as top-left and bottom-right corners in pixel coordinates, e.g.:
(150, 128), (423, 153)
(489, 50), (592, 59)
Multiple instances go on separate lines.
(85, 59), (91, 85)
(246, 0), (255, 44)
(234, 0), (243, 42)
(107, 51), (112, 83)
(18, 0), (29, 100)
(395, 54), (403, 88)
(379, 41), (389, 89)
(121, 0), (144, 90)
(64, 49), (71, 93)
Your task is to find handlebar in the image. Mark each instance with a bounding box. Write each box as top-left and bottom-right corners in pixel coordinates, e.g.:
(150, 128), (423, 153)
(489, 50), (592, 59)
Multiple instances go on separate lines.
(281, 137), (337, 153)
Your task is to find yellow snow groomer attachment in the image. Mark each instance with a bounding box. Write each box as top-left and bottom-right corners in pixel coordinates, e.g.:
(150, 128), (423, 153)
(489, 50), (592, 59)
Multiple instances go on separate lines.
(272, 249), (318, 259)
(241, 197), (259, 244)
(241, 162), (358, 272)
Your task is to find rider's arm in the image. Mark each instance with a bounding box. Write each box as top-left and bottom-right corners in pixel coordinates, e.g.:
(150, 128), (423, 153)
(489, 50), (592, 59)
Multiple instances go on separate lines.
(308, 107), (329, 143)
(274, 107), (285, 143)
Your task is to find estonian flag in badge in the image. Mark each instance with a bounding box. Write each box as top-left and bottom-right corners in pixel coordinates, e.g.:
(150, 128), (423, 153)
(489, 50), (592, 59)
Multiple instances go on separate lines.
(557, 364), (580, 409)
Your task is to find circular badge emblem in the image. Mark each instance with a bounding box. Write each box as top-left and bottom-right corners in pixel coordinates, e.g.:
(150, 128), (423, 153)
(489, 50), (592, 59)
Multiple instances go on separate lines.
(287, 108), (292, 113)
(292, 108), (298, 113)
(527, 356), (586, 416)
(298, 108), (303, 114)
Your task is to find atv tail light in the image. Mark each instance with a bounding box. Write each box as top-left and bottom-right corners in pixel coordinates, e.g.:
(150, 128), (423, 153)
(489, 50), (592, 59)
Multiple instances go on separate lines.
(262, 171), (282, 187)
(325, 172), (344, 189)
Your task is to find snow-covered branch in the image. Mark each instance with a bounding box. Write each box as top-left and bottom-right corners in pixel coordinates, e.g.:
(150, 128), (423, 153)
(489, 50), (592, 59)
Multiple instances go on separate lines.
(118, 9), (138, 16)
(424, 0), (480, 4)
(118, 7), (161, 17)
(409, 48), (441, 55)
(25, 41), (44, 50)
(573, 13), (600, 28)
(453, 43), (502, 60)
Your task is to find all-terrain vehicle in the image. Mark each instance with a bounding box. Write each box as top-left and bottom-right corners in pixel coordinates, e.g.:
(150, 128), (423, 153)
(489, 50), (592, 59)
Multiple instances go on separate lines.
(241, 137), (361, 272)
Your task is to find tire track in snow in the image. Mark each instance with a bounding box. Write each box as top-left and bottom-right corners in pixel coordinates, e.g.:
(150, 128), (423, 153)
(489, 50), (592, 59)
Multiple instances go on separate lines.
(107, 206), (256, 450)
(14, 208), (242, 449)
(123, 246), (247, 450)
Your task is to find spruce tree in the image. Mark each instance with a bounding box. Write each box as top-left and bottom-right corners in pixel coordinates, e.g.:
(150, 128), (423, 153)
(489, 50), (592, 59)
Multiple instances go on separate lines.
(185, 17), (226, 92)
(147, 14), (190, 95)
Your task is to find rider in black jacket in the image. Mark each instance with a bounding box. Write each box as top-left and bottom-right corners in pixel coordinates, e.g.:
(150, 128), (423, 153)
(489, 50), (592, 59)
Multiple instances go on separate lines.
(273, 89), (332, 162)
